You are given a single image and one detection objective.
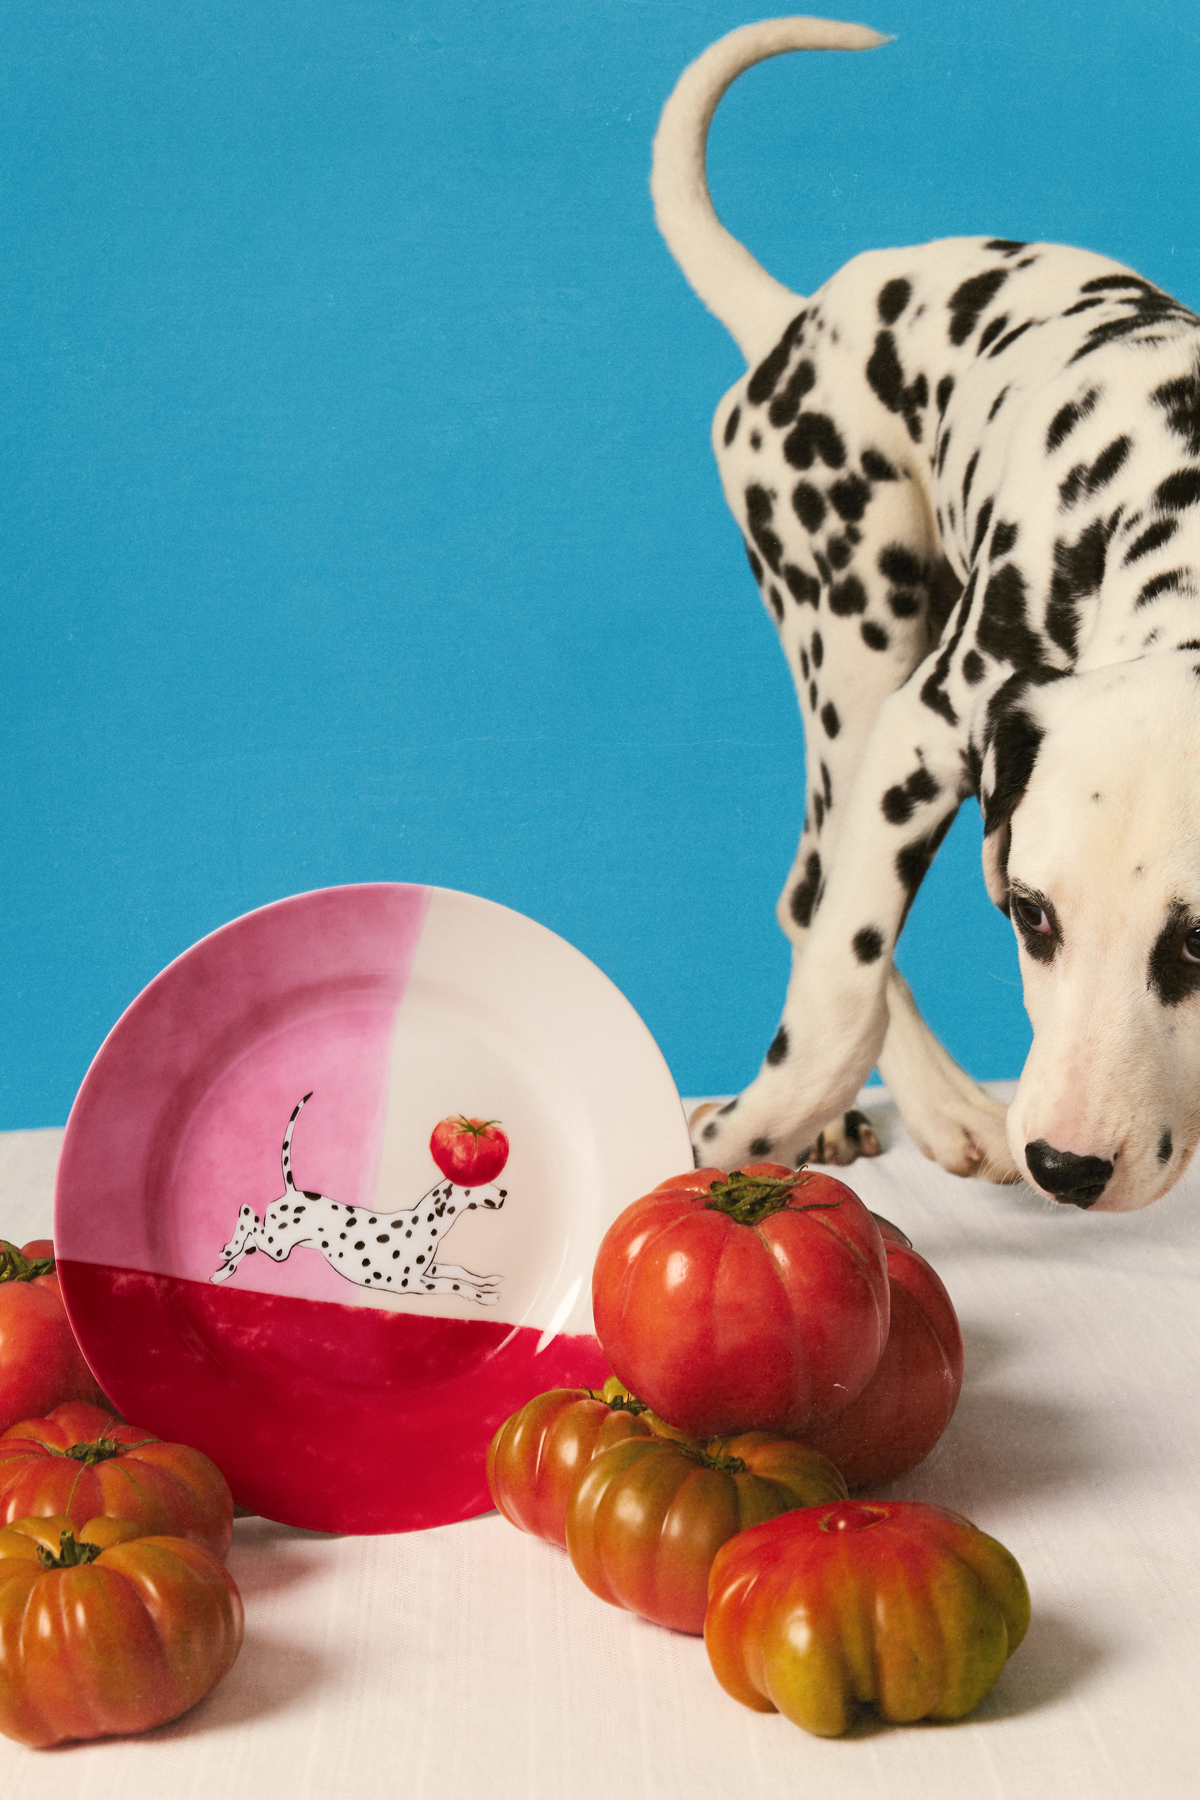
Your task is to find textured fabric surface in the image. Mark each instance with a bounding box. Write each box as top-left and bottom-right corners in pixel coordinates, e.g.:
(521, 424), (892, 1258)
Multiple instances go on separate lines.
(2, 1097), (1198, 1797)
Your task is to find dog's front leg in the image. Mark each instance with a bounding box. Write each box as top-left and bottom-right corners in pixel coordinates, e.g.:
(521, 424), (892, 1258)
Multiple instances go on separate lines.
(694, 682), (967, 1169)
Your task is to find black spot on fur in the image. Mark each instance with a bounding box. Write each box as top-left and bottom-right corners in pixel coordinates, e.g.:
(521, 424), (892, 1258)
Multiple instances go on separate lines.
(878, 278), (912, 324)
(1124, 517), (1179, 564)
(746, 312), (807, 405)
(1153, 372), (1200, 456)
(882, 765), (941, 826)
(827, 535), (853, 571)
(1155, 467), (1200, 511)
(1059, 435), (1132, 508)
(992, 520), (1019, 559)
(985, 239), (1027, 253)
(963, 648), (985, 684)
(1149, 903), (1200, 1006)
(828, 474), (871, 522)
(889, 590), (921, 619)
(784, 413), (847, 471)
(829, 575), (868, 616)
(813, 792), (825, 829)
(978, 314), (1008, 354)
(936, 428), (952, 477)
(861, 620), (889, 650)
(1047, 520), (1106, 654)
(1046, 387), (1099, 453)
(745, 485), (784, 574)
(896, 814), (956, 916)
(784, 565), (820, 607)
(977, 564), (1046, 669)
(970, 497), (995, 562)
(983, 684), (1046, 833)
(1138, 570), (1184, 607)
(749, 1138), (773, 1158)
(988, 386), (1009, 420)
(962, 450), (980, 508)
(948, 268), (1009, 346)
(768, 359), (817, 428)
(866, 331), (928, 442)
(790, 852), (822, 928)
(879, 545), (923, 585)
(811, 631), (824, 668)
(821, 700), (840, 738)
(799, 646), (810, 679)
(792, 482), (825, 530)
(745, 543), (763, 584)
(936, 373), (954, 415)
(766, 1025), (789, 1064)
(861, 448), (897, 481)
(821, 761), (833, 807)
(724, 407), (740, 447)
(989, 320), (1034, 358)
(768, 585), (784, 622)
(852, 926), (885, 963)
(1157, 1129), (1173, 1165)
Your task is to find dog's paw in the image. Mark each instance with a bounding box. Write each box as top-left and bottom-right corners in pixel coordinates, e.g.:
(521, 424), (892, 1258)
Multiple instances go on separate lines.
(799, 1108), (883, 1168)
(904, 1088), (1019, 1184)
(688, 1101), (882, 1170)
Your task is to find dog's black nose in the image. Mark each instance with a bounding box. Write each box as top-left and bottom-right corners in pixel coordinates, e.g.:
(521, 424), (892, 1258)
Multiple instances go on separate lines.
(1024, 1139), (1113, 1207)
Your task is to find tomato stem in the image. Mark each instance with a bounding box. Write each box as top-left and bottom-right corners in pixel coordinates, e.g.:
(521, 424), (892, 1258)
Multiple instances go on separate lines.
(452, 1116), (500, 1144)
(0, 1240), (56, 1283)
(36, 1529), (104, 1570)
(703, 1171), (841, 1226)
(59, 1437), (128, 1466)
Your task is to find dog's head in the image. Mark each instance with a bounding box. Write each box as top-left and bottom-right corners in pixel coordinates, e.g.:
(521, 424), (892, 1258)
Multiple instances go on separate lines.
(979, 656), (1200, 1211)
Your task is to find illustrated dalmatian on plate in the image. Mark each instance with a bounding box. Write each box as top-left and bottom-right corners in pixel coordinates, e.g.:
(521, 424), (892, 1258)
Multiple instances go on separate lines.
(211, 1096), (510, 1303)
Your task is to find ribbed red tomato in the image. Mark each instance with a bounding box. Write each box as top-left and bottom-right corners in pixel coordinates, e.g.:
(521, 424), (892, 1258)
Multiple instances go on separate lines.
(0, 1514), (243, 1746)
(486, 1382), (660, 1546)
(799, 1215), (964, 1487)
(566, 1430), (847, 1634)
(429, 1116), (509, 1185)
(0, 1240), (107, 1432)
(592, 1163), (889, 1437)
(705, 1499), (1030, 1735)
(0, 1403), (233, 1559)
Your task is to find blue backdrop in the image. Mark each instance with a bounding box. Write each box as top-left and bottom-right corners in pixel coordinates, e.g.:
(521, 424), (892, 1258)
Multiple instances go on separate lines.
(4, 0), (1198, 1127)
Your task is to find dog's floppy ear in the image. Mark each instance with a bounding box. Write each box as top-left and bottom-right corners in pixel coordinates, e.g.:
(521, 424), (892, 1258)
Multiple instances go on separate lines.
(977, 672), (1057, 910)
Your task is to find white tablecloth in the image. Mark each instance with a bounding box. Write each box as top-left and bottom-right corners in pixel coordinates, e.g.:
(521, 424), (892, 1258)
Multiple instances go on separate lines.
(2, 1095), (1199, 1798)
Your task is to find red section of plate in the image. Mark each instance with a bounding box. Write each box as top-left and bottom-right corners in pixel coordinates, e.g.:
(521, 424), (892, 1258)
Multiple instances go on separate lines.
(60, 1260), (610, 1534)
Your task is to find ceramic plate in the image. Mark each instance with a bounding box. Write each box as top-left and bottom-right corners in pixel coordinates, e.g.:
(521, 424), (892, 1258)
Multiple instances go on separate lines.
(55, 884), (691, 1533)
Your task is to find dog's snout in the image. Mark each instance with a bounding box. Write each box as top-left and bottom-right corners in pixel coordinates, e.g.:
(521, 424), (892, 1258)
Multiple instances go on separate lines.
(1024, 1139), (1114, 1207)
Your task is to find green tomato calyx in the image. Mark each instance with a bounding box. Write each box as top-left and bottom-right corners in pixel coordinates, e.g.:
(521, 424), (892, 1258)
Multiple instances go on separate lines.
(703, 1170), (838, 1226)
(0, 1240), (56, 1283)
(61, 1437), (129, 1466)
(451, 1116), (500, 1144)
(36, 1529), (104, 1570)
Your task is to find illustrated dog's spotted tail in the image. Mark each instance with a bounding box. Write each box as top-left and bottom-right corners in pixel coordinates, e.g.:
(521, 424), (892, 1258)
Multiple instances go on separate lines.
(280, 1090), (313, 1194)
(650, 16), (887, 362)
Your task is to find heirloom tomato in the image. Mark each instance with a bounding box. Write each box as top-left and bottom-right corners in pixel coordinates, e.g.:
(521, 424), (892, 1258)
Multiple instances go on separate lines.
(486, 1381), (662, 1546)
(429, 1116), (510, 1185)
(592, 1163), (889, 1437)
(0, 1514), (243, 1747)
(566, 1429), (846, 1635)
(0, 1239), (106, 1432)
(799, 1215), (964, 1487)
(705, 1498), (1030, 1736)
(0, 1402), (233, 1559)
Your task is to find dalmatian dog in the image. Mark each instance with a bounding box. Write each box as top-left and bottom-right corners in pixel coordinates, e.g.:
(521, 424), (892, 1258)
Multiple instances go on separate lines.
(656, 18), (1200, 1212)
(211, 1094), (507, 1301)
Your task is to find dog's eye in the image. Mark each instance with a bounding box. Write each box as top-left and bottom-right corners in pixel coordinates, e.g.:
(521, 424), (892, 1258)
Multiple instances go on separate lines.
(1181, 927), (1200, 965)
(1012, 897), (1051, 935)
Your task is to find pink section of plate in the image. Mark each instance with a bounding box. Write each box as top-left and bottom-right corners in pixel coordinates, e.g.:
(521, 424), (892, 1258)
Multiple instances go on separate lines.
(55, 884), (430, 1288)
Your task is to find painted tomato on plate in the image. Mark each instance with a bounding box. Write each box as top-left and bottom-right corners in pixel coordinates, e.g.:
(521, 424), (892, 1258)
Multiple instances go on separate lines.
(429, 1116), (510, 1185)
(592, 1163), (889, 1437)
(0, 1240), (107, 1432)
(798, 1215), (965, 1487)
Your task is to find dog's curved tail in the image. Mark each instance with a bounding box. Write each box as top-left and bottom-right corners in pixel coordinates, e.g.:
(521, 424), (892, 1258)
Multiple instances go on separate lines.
(651, 17), (889, 363)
